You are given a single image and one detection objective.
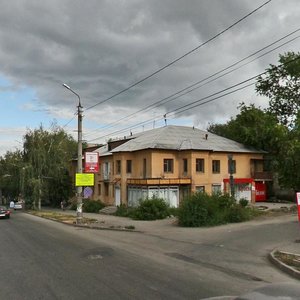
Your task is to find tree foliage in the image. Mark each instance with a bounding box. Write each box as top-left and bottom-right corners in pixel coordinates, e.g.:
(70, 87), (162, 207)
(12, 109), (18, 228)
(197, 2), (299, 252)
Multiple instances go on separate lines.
(0, 150), (24, 200)
(208, 103), (286, 154)
(276, 116), (300, 190)
(256, 51), (300, 127)
(0, 123), (77, 208)
(22, 123), (77, 208)
(209, 51), (300, 191)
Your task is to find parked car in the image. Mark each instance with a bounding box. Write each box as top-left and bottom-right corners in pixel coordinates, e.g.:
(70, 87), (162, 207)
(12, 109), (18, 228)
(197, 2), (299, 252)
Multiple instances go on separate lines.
(0, 206), (11, 219)
(14, 202), (23, 210)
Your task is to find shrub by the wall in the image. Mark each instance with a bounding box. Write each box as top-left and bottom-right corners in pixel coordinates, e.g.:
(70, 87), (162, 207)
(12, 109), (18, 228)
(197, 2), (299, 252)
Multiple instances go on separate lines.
(115, 204), (134, 217)
(178, 192), (212, 227)
(225, 205), (251, 223)
(239, 198), (249, 207)
(131, 197), (170, 220)
(82, 199), (105, 213)
(178, 192), (252, 227)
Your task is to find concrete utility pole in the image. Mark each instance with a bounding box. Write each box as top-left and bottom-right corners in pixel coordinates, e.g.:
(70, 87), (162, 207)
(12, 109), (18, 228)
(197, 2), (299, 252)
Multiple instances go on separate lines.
(228, 154), (235, 198)
(63, 84), (83, 224)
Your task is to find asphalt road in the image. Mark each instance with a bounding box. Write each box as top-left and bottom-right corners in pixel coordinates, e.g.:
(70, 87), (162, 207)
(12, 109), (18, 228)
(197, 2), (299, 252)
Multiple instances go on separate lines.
(1, 212), (299, 300)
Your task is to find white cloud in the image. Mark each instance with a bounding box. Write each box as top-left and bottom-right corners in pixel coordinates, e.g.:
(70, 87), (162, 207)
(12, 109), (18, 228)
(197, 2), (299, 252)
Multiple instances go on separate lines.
(0, 0), (299, 150)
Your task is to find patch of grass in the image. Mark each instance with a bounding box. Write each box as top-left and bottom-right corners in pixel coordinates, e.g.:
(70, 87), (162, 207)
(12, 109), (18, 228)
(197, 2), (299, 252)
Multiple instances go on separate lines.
(274, 251), (300, 271)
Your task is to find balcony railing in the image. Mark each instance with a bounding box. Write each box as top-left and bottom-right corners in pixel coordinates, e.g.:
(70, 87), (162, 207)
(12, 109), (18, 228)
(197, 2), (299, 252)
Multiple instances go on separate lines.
(251, 171), (273, 181)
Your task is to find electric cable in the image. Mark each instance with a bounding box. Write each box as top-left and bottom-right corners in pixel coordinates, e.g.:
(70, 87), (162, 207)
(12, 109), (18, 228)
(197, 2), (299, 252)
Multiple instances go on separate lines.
(84, 28), (299, 137)
(87, 55), (300, 143)
(84, 0), (272, 112)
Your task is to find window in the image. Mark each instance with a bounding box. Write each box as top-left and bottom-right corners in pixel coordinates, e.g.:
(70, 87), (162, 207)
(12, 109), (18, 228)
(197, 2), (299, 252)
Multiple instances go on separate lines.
(126, 160), (132, 173)
(196, 158), (205, 172)
(228, 159), (236, 174)
(212, 160), (220, 173)
(212, 184), (221, 194)
(116, 160), (121, 174)
(183, 159), (188, 173)
(196, 186), (205, 193)
(103, 162), (110, 180)
(164, 159), (174, 173)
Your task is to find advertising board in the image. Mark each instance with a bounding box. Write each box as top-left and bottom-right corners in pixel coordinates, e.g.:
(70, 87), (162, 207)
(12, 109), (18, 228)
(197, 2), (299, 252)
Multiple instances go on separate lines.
(84, 152), (99, 173)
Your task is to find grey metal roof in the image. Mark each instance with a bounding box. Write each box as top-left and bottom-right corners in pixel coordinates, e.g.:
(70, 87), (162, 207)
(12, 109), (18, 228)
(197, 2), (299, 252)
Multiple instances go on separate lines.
(111, 125), (264, 154)
(93, 144), (112, 157)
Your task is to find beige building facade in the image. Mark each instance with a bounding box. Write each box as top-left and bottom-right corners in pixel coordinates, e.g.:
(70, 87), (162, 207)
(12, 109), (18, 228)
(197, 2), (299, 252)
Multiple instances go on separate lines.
(83, 126), (271, 207)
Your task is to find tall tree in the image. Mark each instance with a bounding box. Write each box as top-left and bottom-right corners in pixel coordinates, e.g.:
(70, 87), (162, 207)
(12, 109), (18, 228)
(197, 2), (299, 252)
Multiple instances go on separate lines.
(22, 123), (77, 208)
(0, 150), (24, 201)
(256, 51), (300, 127)
(275, 113), (300, 190)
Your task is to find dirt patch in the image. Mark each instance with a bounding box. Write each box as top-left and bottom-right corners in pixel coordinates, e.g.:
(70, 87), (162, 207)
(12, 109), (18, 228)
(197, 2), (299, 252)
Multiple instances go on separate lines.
(274, 251), (300, 272)
(28, 210), (98, 225)
(252, 205), (297, 220)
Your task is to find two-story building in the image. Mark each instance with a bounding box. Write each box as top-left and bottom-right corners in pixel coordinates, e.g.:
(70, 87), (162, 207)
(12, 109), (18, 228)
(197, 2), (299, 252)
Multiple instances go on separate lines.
(85, 125), (271, 207)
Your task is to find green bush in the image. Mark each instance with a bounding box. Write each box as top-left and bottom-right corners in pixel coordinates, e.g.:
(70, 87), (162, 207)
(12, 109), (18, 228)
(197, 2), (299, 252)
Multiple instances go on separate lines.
(168, 207), (179, 217)
(131, 197), (170, 220)
(213, 193), (235, 209)
(178, 193), (211, 227)
(239, 198), (249, 207)
(82, 199), (105, 213)
(225, 205), (251, 223)
(115, 204), (134, 217)
(178, 192), (253, 227)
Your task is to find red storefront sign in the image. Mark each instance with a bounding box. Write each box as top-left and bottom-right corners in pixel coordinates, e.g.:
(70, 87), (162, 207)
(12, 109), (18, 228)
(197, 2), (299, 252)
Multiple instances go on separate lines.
(84, 152), (99, 173)
(255, 182), (266, 202)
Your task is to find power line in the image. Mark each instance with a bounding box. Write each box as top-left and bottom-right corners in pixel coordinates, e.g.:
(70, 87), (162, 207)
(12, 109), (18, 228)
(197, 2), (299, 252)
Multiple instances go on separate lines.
(87, 55), (300, 143)
(84, 0), (272, 112)
(167, 43), (300, 116)
(86, 77), (260, 142)
(84, 28), (299, 138)
(62, 114), (76, 129)
(86, 83), (254, 142)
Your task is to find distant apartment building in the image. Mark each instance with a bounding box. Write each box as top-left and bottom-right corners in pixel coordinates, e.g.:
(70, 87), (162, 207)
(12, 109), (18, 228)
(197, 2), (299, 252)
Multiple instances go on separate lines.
(79, 125), (271, 207)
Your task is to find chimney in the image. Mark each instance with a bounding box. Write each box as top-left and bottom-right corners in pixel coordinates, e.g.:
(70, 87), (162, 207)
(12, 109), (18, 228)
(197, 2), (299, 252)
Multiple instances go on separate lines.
(205, 134), (208, 140)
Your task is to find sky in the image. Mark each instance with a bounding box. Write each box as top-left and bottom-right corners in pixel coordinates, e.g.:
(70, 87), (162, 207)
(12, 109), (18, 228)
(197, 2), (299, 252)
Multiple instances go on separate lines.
(0, 0), (299, 155)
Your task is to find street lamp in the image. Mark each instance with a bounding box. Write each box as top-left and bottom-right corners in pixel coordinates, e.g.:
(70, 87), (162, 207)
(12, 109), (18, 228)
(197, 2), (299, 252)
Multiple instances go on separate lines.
(63, 83), (83, 224)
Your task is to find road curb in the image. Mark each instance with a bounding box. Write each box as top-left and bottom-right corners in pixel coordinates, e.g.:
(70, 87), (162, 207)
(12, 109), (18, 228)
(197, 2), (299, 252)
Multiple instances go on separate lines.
(70, 222), (143, 233)
(268, 249), (300, 280)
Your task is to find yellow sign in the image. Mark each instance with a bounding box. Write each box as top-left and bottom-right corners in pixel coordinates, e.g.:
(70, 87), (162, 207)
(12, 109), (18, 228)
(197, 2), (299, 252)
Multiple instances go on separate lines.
(75, 173), (94, 186)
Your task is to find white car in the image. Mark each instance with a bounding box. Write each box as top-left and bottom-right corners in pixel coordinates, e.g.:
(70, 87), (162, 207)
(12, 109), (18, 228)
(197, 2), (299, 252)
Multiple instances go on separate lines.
(14, 202), (23, 210)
